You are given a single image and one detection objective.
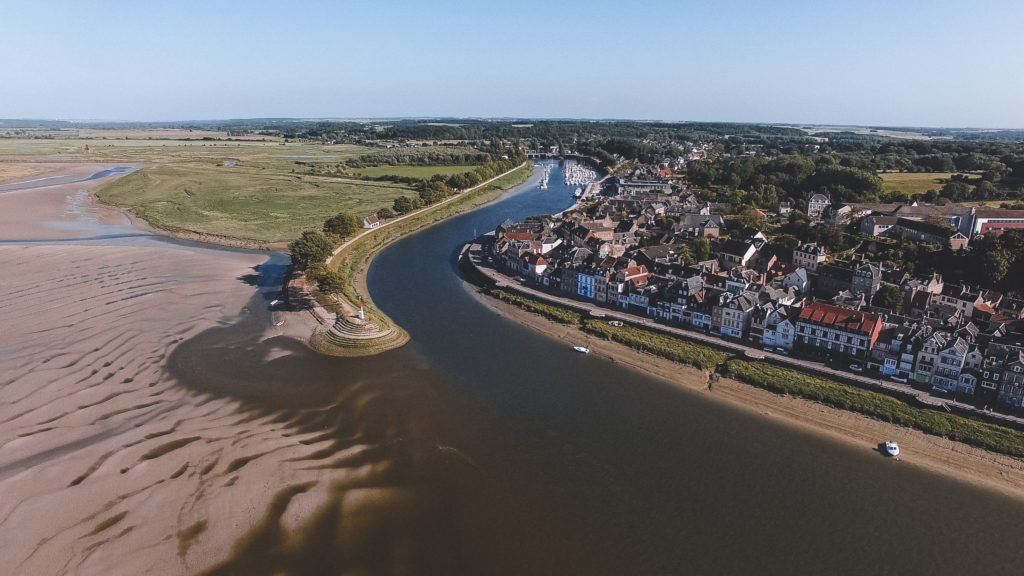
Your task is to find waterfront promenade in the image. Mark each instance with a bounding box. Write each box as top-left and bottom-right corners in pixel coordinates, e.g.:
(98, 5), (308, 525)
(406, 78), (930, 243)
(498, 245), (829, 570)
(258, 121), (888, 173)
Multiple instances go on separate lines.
(464, 237), (1024, 430)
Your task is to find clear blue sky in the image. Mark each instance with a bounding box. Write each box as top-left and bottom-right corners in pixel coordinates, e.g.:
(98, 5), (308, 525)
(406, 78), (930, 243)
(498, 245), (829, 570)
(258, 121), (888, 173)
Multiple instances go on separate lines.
(2, 0), (1022, 127)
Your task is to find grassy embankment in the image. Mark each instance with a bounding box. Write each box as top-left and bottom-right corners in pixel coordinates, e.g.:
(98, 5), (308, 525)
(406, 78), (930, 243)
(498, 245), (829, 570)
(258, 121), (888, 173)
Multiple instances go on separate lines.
(486, 289), (727, 371)
(312, 164), (532, 351)
(722, 360), (1024, 458)
(483, 287), (1024, 458)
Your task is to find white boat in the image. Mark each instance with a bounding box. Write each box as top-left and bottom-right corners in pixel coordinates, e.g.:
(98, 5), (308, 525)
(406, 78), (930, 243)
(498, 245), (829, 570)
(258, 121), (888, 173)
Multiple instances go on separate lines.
(885, 441), (900, 457)
(608, 320), (623, 327)
(573, 346), (590, 354)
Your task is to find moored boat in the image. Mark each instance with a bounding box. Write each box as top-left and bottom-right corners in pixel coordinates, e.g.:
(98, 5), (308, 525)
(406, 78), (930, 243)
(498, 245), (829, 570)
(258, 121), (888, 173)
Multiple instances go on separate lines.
(573, 346), (590, 354)
(885, 441), (900, 457)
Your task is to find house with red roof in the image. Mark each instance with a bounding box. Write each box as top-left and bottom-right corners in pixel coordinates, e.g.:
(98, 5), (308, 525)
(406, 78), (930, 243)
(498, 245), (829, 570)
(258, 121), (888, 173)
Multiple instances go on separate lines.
(363, 214), (381, 229)
(794, 302), (882, 360)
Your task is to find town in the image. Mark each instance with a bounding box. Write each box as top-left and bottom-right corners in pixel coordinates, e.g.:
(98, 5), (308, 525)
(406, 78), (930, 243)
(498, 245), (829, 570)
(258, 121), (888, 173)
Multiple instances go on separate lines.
(485, 170), (1024, 412)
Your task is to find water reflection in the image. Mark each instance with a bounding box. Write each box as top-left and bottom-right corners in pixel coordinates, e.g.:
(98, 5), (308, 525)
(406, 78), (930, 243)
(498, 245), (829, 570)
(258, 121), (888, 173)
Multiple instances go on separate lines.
(166, 162), (1024, 575)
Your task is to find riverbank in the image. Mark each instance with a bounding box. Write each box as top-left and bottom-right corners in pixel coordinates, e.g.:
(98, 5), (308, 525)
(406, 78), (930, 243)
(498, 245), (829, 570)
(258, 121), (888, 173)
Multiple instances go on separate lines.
(458, 247), (1024, 501)
(308, 162), (532, 356)
(465, 284), (1024, 500)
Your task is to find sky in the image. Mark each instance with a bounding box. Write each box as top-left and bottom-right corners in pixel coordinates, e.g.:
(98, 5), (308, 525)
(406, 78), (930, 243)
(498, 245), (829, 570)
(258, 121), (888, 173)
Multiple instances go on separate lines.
(1, 0), (1022, 127)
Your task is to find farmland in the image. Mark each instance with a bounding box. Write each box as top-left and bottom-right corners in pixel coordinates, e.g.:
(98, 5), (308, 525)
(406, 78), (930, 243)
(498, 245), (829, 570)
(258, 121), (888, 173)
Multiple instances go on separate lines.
(879, 172), (981, 199)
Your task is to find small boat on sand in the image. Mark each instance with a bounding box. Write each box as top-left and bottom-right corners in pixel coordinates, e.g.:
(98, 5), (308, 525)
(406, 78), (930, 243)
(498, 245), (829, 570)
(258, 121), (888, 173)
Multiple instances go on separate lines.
(573, 346), (590, 354)
(885, 441), (900, 457)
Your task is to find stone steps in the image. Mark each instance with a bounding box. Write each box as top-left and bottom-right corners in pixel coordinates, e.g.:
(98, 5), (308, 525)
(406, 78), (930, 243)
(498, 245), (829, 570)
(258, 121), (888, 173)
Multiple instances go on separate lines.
(332, 314), (387, 338)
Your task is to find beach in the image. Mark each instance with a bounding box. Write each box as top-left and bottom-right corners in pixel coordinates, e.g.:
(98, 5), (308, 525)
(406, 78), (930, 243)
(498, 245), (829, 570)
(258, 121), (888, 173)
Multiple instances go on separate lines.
(0, 164), (330, 574)
(467, 285), (1024, 501)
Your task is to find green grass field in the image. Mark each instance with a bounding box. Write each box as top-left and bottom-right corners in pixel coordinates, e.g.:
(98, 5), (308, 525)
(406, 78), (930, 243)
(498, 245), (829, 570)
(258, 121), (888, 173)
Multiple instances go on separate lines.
(96, 162), (414, 243)
(879, 172), (980, 199)
(353, 164), (478, 179)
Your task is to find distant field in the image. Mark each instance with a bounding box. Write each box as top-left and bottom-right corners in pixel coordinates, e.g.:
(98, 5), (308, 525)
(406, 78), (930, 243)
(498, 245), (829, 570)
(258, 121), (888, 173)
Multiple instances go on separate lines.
(96, 162), (415, 243)
(879, 172), (980, 198)
(0, 134), (491, 243)
(791, 125), (941, 140)
(0, 163), (51, 183)
(354, 164), (477, 179)
(0, 138), (379, 166)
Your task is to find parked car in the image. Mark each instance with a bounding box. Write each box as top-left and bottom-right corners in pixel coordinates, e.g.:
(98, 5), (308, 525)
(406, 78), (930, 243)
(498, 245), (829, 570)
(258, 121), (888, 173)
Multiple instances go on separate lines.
(889, 375), (908, 383)
(849, 364), (863, 372)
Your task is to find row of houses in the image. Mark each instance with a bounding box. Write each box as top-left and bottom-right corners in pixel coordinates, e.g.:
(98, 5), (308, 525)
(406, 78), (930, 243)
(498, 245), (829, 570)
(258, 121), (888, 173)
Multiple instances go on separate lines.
(812, 196), (1024, 244)
(491, 214), (1024, 408)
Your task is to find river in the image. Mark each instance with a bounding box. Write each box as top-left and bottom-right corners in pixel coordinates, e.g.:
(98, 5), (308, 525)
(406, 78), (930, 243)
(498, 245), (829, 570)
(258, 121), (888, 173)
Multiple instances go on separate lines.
(173, 160), (1024, 575)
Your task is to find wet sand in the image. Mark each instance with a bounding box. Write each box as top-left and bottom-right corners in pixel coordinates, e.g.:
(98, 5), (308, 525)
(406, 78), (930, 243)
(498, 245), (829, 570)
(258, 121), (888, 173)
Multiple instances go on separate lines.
(0, 163), (557, 576)
(467, 286), (1024, 502)
(0, 165), (322, 574)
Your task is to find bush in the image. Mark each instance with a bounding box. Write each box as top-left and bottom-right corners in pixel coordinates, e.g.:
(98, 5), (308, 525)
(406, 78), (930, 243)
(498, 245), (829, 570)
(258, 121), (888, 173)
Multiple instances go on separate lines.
(582, 319), (727, 371)
(487, 289), (583, 325)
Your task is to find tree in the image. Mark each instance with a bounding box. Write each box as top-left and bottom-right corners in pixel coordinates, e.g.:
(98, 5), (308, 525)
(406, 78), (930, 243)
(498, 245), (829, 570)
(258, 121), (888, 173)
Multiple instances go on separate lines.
(419, 180), (451, 205)
(316, 269), (345, 294)
(692, 236), (711, 262)
(736, 206), (765, 230)
(980, 247), (1012, 287)
(288, 231), (332, 270)
(393, 196), (418, 213)
(377, 206), (394, 219)
(323, 212), (361, 238)
(872, 284), (904, 313)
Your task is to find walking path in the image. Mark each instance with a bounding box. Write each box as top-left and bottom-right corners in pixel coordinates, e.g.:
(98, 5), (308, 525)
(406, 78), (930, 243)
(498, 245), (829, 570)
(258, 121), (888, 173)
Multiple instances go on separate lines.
(327, 162), (529, 264)
(464, 238), (1024, 430)
(301, 163), (531, 356)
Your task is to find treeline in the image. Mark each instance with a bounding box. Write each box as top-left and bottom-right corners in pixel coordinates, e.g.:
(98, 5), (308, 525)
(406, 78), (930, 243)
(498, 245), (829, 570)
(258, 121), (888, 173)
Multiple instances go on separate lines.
(400, 151), (526, 207)
(345, 148), (491, 168)
(687, 151), (1024, 208)
(288, 150), (525, 292)
(687, 154), (885, 206)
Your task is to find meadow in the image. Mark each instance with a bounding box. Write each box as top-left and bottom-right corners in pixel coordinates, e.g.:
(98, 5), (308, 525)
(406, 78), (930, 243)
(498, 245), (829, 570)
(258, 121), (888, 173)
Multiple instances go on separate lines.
(0, 131), (489, 244)
(96, 162), (413, 243)
(879, 172), (980, 199)
(353, 164), (478, 179)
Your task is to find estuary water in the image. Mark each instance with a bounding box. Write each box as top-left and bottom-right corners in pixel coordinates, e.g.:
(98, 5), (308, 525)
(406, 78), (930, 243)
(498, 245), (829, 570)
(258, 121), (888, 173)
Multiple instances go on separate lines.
(370, 161), (1024, 575)
(173, 161), (1024, 575)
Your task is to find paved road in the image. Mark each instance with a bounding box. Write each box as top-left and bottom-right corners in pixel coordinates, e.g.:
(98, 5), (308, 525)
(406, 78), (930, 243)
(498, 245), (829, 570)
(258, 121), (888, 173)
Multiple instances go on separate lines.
(465, 239), (1024, 430)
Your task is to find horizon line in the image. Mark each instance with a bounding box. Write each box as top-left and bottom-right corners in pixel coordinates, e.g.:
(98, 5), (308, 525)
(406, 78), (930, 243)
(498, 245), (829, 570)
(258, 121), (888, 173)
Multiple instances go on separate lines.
(2, 117), (1024, 132)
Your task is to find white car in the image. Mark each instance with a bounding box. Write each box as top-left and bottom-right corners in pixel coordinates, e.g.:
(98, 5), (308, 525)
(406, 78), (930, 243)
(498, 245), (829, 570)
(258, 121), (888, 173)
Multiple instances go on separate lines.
(849, 364), (863, 372)
(890, 375), (908, 383)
